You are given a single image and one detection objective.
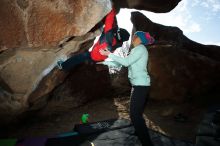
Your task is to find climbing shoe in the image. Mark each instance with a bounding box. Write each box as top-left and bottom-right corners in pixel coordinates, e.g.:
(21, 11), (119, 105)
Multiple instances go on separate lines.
(57, 60), (64, 70)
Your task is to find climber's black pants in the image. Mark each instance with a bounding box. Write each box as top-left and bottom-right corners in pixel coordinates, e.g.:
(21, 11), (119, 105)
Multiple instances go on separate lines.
(61, 51), (93, 72)
(130, 86), (154, 146)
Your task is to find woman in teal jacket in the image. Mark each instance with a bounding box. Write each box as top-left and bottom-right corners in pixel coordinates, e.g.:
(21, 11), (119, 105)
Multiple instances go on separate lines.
(100, 31), (155, 146)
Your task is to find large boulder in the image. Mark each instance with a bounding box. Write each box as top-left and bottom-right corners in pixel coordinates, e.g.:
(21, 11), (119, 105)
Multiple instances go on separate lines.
(3, 0), (209, 124)
(0, 0), (112, 123)
(131, 11), (220, 62)
(0, 31), (99, 121)
(108, 11), (220, 102)
(129, 12), (220, 102)
(0, 0), (112, 51)
(49, 64), (112, 110)
(112, 0), (181, 13)
(0, 0), (182, 52)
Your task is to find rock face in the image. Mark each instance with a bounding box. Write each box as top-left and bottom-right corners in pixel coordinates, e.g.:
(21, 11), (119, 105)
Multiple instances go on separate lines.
(128, 11), (220, 102)
(50, 64), (112, 110)
(112, 0), (181, 13)
(0, 0), (182, 52)
(0, 0), (112, 51)
(0, 0), (111, 123)
(2, 0), (219, 125)
(0, 0), (27, 52)
(0, 31), (99, 120)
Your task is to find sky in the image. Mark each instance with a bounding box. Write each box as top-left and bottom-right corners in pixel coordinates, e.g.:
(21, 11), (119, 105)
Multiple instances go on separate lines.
(117, 0), (220, 46)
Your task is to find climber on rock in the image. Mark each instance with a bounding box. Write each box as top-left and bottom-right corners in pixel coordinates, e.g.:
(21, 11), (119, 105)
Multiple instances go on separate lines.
(57, 5), (130, 72)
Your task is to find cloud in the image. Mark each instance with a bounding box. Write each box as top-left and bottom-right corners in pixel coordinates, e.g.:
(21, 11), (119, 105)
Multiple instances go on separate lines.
(117, 0), (202, 34)
(201, 2), (209, 8)
(140, 0), (201, 33)
(192, 0), (199, 7)
(195, 0), (220, 13)
(116, 0), (219, 45)
(186, 22), (201, 33)
(213, 4), (220, 12)
(207, 0), (220, 12)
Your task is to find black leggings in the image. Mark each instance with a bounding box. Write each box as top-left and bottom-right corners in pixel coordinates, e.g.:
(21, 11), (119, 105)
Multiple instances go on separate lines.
(61, 51), (93, 72)
(130, 86), (154, 146)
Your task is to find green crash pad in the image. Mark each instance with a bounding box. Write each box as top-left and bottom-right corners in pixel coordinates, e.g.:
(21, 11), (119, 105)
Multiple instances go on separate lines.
(0, 139), (17, 146)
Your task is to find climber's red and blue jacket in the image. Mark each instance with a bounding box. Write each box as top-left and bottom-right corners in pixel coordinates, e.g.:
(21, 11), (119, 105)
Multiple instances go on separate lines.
(90, 8), (123, 61)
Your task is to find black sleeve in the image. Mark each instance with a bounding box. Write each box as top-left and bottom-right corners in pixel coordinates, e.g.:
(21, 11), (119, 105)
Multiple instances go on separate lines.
(105, 30), (114, 51)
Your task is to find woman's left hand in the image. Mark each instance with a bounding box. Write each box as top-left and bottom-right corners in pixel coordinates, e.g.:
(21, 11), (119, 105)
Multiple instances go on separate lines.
(100, 48), (111, 56)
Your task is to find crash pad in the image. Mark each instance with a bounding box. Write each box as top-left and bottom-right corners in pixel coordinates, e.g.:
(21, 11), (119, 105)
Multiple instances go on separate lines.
(0, 139), (17, 146)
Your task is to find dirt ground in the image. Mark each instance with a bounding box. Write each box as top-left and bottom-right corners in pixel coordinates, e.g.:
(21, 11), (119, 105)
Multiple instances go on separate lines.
(1, 95), (207, 143)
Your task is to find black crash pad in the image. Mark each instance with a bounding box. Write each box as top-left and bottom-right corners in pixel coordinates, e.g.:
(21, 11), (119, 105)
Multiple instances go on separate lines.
(46, 118), (194, 146)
